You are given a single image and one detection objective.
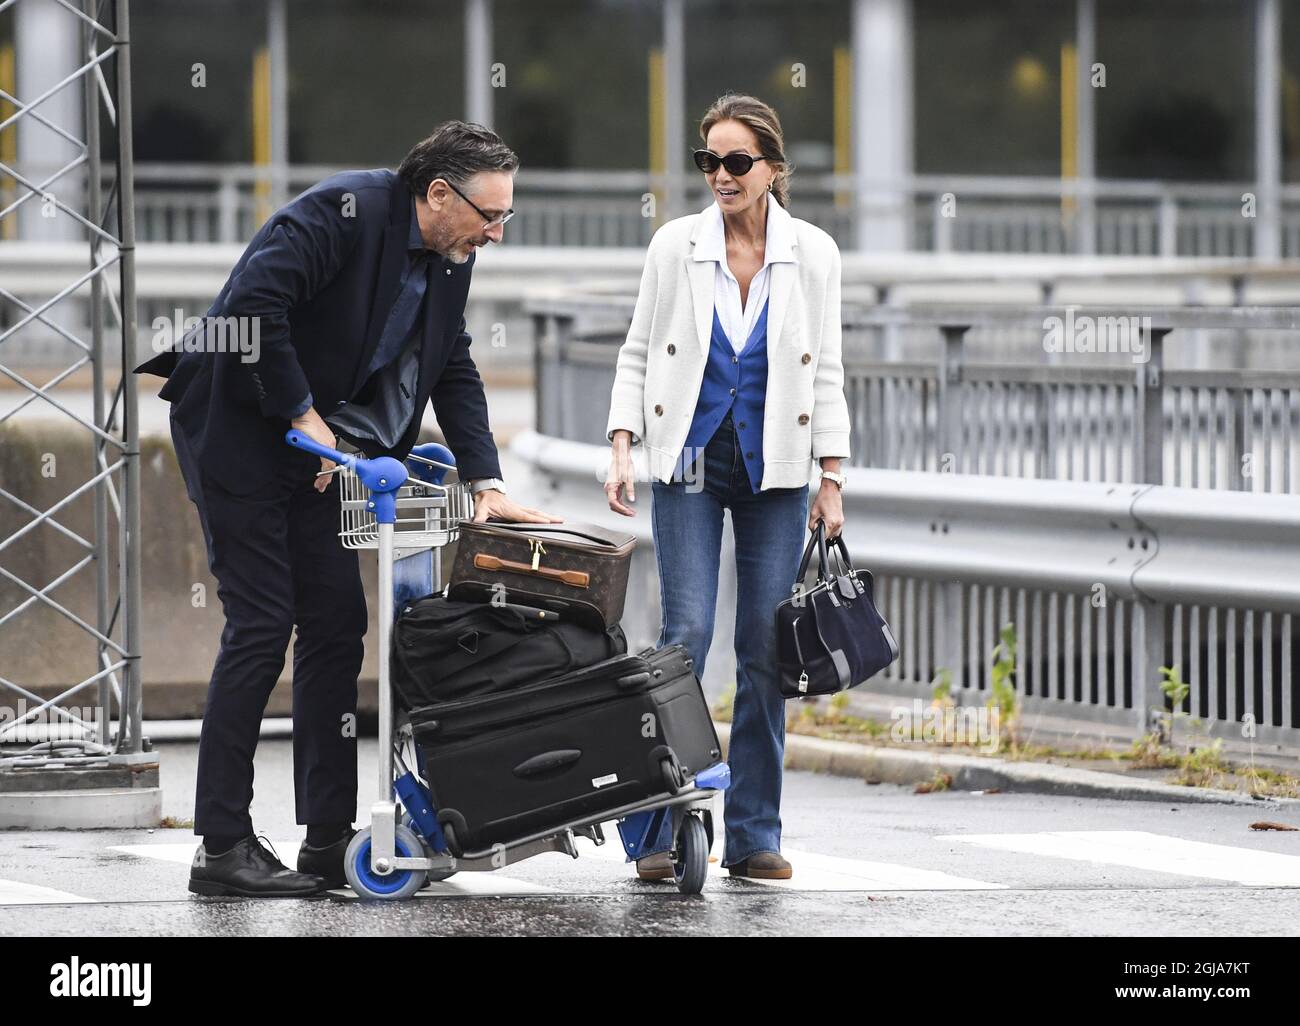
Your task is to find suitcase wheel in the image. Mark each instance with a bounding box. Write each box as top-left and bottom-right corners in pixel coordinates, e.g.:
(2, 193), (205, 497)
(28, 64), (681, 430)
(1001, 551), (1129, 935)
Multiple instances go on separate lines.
(660, 755), (685, 795)
(672, 814), (708, 895)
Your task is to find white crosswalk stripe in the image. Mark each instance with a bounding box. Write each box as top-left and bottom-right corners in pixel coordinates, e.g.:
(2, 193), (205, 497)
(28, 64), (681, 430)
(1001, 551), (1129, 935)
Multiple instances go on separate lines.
(109, 840), (558, 897)
(41, 828), (1300, 904)
(0, 880), (93, 905)
(576, 820), (1007, 891)
(938, 830), (1300, 887)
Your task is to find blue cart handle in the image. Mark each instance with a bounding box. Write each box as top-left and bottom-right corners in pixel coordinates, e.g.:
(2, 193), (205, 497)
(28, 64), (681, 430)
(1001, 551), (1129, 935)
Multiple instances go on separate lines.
(285, 427), (354, 469)
(285, 429), (410, 523)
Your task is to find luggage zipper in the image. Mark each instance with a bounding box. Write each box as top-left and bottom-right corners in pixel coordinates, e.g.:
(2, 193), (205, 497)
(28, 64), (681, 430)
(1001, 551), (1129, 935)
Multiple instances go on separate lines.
(465, 522), (626, 554)
(412, 653), (648, 719)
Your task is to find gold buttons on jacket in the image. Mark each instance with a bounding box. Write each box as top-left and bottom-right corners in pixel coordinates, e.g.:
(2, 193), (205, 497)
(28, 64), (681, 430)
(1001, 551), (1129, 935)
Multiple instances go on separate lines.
(654, 404), (664, 416)
(797, 413), (810, 425)
(667, 343), (676, 355)
(801, 352), (812, 364)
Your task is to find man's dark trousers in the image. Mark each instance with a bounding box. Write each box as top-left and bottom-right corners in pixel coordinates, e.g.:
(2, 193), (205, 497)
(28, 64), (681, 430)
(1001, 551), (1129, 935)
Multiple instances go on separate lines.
(171, 417), (365, 838)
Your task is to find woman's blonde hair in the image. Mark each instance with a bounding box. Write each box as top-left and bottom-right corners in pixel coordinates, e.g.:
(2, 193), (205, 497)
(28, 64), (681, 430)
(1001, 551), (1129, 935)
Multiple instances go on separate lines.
(698, 93), (791, 208)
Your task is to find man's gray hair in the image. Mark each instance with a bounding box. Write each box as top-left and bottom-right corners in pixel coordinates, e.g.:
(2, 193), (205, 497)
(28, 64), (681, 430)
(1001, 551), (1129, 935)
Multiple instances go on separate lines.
(397, 121), (519, 198)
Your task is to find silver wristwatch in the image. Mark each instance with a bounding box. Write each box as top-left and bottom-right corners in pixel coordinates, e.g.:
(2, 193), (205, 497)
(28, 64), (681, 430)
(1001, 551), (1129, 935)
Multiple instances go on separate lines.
(819, 469), (847, 489)
(469, 477), (507, 496)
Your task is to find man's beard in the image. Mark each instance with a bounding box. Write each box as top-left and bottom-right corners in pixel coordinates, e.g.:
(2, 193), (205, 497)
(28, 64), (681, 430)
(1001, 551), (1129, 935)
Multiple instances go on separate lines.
(430, 222), (473, 263)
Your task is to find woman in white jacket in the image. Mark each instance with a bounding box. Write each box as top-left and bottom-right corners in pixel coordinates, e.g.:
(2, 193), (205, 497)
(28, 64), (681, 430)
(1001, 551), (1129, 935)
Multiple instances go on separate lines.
(604, 94), (851, 881)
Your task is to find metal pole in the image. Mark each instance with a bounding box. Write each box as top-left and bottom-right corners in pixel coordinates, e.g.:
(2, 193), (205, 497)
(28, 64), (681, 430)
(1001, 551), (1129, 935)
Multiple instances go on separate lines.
(938, 324), (966, 472)
(371, 517), (398, 869)
(1134, 599), (1167, 737)
(851, 0), (913, 251)
(1254, 0), (1281, 259)
(114, 0), (143, 754)
(465, 0), (493, 126)
(1075, 0), (1097, 255)
(268, 0), (289, 211)
(1138, 328), (1167, 487)
(83, 0), (111, 747)
(937, 324), (967, 691)
(662, 0), (685, 221)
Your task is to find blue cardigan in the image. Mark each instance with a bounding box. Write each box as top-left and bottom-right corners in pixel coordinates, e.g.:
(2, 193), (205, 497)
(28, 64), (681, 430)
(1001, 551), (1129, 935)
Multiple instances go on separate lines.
(674, 299), (770, 492)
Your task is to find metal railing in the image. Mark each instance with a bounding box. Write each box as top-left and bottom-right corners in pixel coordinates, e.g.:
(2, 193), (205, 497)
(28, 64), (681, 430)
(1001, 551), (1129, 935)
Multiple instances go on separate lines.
(44, 163), (1300, 257)
(531, 299), (1300, 494)
(841, 470), (1300, 744)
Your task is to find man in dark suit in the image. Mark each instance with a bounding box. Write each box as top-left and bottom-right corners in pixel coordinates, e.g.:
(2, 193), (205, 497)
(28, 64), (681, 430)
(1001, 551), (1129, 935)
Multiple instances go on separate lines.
(137, 122), (557, 897)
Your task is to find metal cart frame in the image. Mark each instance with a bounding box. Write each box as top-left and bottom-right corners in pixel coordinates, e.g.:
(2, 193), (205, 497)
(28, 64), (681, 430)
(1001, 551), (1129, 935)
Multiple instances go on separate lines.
(285, 430), (728, 898)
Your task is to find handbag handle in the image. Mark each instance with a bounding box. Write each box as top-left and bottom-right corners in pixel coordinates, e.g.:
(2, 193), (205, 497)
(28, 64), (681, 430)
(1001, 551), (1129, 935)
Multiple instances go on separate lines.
(792, 521), (834, 592)
(827, 533), (854, 574)
(792, 522), (856, 593)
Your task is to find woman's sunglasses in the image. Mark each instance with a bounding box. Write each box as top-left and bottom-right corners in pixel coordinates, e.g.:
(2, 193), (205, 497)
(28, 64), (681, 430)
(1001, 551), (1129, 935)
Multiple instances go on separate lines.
(693, 149), (769, 176)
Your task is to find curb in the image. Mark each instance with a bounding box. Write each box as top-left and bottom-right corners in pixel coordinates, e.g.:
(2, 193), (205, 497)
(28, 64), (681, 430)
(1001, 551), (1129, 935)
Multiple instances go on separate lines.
(715, 723), (1300, 807)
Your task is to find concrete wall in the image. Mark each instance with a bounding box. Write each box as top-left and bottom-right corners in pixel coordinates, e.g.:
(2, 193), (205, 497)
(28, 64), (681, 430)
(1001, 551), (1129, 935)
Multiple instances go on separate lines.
(0, 423), (392, 718)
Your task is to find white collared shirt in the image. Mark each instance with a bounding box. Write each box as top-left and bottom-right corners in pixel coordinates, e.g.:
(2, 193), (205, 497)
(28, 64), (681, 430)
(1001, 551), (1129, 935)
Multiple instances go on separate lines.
(691, 195), (796, 354)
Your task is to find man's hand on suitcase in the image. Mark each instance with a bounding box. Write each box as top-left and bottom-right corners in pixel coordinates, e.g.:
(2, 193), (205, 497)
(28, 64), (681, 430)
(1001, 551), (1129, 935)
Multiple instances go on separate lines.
(471, 487), (563, 524)
(291, 407), (339, 493)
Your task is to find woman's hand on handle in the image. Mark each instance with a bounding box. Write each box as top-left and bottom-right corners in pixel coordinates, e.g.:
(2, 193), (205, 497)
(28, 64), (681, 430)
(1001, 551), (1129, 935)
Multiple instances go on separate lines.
(291, 407), (338, 493)
(605, 430), (637, 516)
(808, 478), (845, 539)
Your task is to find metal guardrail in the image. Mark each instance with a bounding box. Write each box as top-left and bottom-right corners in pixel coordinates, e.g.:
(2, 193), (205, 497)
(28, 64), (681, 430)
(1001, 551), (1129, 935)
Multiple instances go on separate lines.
(530, 300), (1300, 495)
(510, 430), (1300, 749)
(825, 468), (1300, 745)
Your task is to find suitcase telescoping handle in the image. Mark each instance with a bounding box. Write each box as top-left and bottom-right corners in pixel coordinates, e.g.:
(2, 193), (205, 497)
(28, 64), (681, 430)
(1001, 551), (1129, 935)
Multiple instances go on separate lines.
(472, 553), (590, 588)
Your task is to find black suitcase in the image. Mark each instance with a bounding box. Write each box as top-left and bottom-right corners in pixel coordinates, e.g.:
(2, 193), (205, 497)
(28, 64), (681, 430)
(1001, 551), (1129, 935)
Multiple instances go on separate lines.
(391, 594), (626, 709)
(410, 645), (722, 857)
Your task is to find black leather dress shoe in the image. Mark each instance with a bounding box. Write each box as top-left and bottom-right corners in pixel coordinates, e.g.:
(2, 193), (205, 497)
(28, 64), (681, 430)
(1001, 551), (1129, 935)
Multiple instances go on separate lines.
(297, 828), (359, 890)
(189, 835), (328, 898)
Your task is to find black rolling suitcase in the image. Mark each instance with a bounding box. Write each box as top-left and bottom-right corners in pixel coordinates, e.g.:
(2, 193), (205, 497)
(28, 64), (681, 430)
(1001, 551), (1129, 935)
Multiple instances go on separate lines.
(410, 645), (722, 857)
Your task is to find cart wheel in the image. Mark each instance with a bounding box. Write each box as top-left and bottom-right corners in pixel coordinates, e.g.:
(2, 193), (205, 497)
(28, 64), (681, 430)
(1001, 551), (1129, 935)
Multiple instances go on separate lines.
(660, 755), (684, 795)
(344, 824), (426, 901)
(672, 815), (708, 895)
(401, 812), (456, 883)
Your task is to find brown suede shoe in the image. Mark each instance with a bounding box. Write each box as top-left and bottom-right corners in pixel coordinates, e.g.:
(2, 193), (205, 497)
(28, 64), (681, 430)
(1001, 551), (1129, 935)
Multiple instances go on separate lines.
(635, 852), (674, 881)
(726, 852), (792, 879)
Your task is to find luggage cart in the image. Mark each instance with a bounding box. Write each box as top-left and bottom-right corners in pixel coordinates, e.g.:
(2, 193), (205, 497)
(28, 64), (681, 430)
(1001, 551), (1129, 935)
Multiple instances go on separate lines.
(285, 430), (728, 898)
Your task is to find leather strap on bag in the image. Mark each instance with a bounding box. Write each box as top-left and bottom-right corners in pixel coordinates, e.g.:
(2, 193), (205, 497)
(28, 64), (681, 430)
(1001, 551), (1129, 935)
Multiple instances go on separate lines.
(473, 553), (591, 588)
(793, 522), (855, 591)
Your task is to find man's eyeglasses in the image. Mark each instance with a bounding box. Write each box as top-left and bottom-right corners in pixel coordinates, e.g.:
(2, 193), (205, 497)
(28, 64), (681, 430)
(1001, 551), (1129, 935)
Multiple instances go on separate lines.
(693, 149), (770, 176)
(444, 179), (514, 228)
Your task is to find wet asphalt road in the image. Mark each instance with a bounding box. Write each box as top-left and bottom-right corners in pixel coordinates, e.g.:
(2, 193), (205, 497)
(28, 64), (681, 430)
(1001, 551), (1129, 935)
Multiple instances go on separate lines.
(1, 739), (1298, 937)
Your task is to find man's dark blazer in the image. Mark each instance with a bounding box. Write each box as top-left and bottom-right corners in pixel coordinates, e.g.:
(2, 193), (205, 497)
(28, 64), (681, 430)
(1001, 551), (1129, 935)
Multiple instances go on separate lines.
(135, 168), (502, 495)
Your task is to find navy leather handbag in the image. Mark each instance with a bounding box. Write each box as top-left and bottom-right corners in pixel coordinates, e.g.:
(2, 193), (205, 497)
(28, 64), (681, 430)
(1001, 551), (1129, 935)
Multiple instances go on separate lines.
(775, 522), (899, 698)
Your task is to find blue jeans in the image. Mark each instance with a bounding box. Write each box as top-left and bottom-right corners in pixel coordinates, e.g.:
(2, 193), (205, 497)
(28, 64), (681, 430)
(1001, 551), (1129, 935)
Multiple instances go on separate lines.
(649, 411), (810, 866)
